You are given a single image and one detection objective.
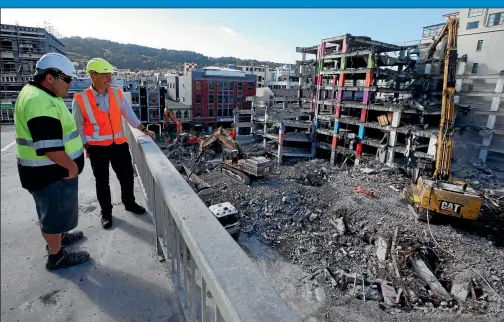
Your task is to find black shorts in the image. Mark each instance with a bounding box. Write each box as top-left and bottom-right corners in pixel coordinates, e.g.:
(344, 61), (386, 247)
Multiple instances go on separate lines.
(30, 177), (79, 234)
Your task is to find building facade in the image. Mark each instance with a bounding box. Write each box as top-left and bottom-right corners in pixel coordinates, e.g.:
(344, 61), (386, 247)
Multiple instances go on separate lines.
(166, 74), (180, 101)
(457, 8), (504, 76)
(236, 65), (272, 88)
(1, 23), (65, 123)
(419, 9), (504, 172)
(165, 100), (192, 128)
(177, 67), (257, 132)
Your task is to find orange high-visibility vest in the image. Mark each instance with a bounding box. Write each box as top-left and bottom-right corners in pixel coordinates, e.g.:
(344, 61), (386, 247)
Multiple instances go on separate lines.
(74, 87), (127, 146)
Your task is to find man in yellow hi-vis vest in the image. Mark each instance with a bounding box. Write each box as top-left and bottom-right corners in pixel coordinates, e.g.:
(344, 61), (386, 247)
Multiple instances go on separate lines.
(15, 53), (90, 270)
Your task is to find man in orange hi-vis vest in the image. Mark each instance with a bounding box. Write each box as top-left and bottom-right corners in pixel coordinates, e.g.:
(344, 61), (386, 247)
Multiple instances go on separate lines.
(72, 58), (156, 229)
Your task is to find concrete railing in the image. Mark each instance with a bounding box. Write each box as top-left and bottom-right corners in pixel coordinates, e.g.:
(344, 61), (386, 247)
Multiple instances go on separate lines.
(125, 123), (301, 322)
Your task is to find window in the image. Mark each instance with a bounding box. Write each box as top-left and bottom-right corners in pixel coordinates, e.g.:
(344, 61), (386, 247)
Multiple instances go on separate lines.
(218, 109), (223, 117)
(209, 94), (214, 104)
(472, 63), (479, 74)
(196, 110), (201, 117)
(488, 12), (504, 26)
(196, 94), (201, 104)
(249, 83), (255, 91)
(195, 81), (201, 90)
(467, 21), (479, 30)
(183, 97), (185, 102)
(229, 95), (234, 103)
(218, 96), (223, 104)
(184, 111), (189, 119)
(468, 85), (474, 91)
(209, 109), (214, 117)
(476, 40), (483, 51)
(468, 8), (484, 18)
(209, 82), (214, 90)
(176, 111), (182, 119)
(237, 96), (242, 104)
(237, 83), (242, 91)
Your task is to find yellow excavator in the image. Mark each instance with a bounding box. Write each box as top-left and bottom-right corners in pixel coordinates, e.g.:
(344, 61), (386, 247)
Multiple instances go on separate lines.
(406, 16), (482, 221)
(195, 127), (272, 185)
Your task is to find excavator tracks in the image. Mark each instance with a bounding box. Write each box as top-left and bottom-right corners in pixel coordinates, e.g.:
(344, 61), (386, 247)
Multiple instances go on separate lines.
(219, 165), (251, 185)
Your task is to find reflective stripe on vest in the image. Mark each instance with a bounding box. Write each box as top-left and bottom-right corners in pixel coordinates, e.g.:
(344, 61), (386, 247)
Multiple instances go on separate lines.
(17, 147), (84, 166)
(15, 84), (84, 167)
(74, 88), (127, 146)
(16, 129), (80, 149)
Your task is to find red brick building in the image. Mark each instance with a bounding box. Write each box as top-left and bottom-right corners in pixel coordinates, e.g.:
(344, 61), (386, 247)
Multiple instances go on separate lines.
(178, 67), (257, 132)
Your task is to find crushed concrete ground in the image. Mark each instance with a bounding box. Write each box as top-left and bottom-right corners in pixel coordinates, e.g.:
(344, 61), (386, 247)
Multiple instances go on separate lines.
(163, 141), (504, 322)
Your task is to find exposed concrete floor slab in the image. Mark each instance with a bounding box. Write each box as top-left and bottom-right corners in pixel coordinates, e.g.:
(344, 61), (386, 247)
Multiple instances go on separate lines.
(1, 125), (184, 322)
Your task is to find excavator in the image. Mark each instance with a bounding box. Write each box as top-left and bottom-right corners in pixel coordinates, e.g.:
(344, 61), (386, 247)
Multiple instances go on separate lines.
(195, 127), (271, 185)
(163, 106), (200, 145)
(406, 16), (482, 221)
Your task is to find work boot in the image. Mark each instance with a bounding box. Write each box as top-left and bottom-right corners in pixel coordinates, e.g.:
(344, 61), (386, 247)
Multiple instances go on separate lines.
(46, 248), (90, 271)
(101, 210), (113, 229)
(125, 202), (146, 215)
(45, 230), (84, 253)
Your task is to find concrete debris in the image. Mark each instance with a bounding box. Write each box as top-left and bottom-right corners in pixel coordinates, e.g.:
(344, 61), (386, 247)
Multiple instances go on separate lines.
(411, 257), (452, 301)
(163, 142), (504, 319)
(381, 282), (398, 306)
(375, 236), (389, 262)
(450, 270), (473, 302)
(360, 167), (376, 174)
(331, 217), (346, 235)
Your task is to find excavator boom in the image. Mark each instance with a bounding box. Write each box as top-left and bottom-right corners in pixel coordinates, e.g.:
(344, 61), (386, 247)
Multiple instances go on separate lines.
(163, 107), (183, 140)
(433, 17), (458, 180)
(196, 127), (240, 163)
(406, 16), (483, 222)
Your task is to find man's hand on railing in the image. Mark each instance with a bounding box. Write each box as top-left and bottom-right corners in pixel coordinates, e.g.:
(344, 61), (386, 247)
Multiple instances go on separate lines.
(135, 124), (156, 139)
(143, 128), (156, 140)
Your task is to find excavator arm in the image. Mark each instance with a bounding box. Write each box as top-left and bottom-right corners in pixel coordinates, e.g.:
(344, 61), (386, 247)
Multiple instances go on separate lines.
(163, 107), (183, 141)
(426, 23), (449, 62)
(195, 127), (240, 163)
(433, 17), (458, 180)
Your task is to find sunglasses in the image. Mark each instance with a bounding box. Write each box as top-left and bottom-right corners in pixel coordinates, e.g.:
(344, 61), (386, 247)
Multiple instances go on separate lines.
(52, 74), (73, 84)
(55, 74), (73, 84)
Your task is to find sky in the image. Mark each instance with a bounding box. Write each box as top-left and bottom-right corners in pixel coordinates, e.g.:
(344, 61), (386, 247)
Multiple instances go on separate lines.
(2, 9), (451, 63)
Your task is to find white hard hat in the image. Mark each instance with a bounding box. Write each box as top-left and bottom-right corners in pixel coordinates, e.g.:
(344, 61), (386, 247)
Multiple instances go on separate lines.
(35, 53), (77, 78)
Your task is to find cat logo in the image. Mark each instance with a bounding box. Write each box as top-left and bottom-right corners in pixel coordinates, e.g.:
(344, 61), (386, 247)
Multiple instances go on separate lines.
(439, 200), (462, 214)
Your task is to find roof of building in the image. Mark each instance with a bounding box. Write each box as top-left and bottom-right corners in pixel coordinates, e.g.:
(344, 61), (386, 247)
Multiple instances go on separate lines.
(165, 100), (192, 109)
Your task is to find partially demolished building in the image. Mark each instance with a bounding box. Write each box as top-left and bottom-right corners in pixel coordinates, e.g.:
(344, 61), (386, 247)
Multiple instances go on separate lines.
(244, 23), (503, 172)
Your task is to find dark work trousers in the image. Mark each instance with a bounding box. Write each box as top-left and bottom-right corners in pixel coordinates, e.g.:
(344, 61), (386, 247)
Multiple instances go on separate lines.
(87, 142), (136, 215)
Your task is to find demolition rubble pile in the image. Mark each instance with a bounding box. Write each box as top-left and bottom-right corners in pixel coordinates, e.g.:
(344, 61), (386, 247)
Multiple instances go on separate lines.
(164, 143), (504, 318)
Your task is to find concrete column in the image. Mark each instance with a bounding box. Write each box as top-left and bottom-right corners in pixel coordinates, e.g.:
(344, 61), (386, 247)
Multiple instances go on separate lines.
(394, 65), (403, 99)
(330, 121), (340, 166)
(298, 52), (306, 99)
(391, 110), (402, 128)
(311, 118), (318, 158)
(386, 131), (398, 166)
(427, 136), (437, 159)
(479, 73), (504, 161)
(263, 105), (270, 149)
(278, 122), (285, 164)
(367, 54), (374, 69)
(424, 64), (432, 75)
(386, 110), (402, 165)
